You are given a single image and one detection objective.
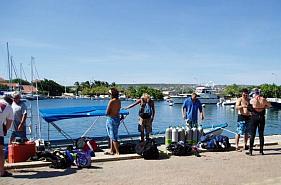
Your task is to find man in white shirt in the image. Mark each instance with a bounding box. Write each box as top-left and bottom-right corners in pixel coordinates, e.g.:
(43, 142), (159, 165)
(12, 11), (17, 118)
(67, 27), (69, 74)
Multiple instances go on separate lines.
(10, 92), (28, 143)
(0, 95), (14, 177)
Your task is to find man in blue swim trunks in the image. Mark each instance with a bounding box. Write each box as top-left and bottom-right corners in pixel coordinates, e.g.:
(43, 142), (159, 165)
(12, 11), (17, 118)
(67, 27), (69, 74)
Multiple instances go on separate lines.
(182, 92), (204, 128)
(105, 88), (121, 155)
(235, 89), (251, 151)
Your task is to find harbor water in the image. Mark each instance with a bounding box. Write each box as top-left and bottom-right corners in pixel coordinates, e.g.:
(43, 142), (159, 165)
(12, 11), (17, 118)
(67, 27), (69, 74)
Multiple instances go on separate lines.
(5, 99), (281, 143)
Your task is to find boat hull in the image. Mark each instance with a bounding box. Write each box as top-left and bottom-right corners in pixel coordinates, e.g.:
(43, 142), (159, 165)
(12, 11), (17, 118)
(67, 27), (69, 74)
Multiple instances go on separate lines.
(171, 96), (219, 104)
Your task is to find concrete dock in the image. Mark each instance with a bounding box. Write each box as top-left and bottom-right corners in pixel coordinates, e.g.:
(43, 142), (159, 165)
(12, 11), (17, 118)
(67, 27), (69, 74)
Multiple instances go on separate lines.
(1, 135), (281, 185)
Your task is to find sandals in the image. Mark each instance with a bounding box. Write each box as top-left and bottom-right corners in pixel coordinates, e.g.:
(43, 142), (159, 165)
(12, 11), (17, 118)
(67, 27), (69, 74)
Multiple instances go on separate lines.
(104, 151), (115, 155)
(0, 170), (12, 177)
(236, 148), (242, 152)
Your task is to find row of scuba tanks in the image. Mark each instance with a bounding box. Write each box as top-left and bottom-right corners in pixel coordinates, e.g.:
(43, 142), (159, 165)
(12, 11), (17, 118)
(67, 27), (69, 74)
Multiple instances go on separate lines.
(165, 126), (204, 146)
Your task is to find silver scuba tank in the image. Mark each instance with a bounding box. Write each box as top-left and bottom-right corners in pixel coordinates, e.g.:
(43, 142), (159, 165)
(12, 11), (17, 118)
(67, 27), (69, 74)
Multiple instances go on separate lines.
(178, 127), (185, 142)
(165, 127), (172, 146)
(197, 125), (203, 142)
(171, 127), (178, 143)
(192, 127), (198, 144)
(185, 125), (192, 144)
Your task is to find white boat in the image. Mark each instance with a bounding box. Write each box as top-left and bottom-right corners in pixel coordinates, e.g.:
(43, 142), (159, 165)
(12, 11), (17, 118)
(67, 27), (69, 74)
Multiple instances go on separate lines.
(222, 99), (236, 106)
(169, 94), (190, 104)
(195, 86), (220, 104)
(267, 98), (281, 109)
(170, 86), (219, 104)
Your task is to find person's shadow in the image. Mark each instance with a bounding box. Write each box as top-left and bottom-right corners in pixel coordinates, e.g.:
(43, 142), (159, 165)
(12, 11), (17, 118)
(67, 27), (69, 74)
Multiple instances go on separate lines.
(11, 166), (102, 179)
(255, 147), (281, 156)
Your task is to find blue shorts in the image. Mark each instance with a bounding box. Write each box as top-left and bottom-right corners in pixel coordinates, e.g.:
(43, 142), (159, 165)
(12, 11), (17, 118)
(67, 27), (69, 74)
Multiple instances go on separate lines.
(0, 136), (4, 145)
(236, 115), (250, 135)
(106, 117), (120, 142)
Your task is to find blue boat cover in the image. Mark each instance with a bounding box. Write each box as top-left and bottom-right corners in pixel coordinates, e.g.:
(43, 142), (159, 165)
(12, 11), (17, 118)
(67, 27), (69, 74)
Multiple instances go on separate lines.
(39, 106), (129, 123)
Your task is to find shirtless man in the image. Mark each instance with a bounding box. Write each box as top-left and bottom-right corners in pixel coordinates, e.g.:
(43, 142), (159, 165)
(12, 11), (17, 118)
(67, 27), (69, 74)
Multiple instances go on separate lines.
(235, 89), (251, 151)
(105, 88), (121, 155)
(247, 89), (271, 156)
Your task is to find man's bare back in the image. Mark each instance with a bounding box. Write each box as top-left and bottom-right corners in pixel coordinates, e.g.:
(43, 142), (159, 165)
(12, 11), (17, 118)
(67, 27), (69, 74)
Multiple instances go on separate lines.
(250, 96), (271, 112)
(106, 98), (121, 118)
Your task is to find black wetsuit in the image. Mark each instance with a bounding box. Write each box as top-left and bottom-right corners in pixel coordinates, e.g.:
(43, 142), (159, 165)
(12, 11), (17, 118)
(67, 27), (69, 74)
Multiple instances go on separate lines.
(249, 109), (266, 154)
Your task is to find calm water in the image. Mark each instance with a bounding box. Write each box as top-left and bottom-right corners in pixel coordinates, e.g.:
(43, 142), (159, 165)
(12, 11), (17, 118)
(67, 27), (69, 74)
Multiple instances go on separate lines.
(5, 99), (281, 142)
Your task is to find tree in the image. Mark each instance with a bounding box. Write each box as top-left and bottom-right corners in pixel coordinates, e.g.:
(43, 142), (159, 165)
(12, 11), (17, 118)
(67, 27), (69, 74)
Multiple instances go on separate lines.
(0, 84), (9, 91)
(36, 79), (64, 96)
(124, 86), (164, 100)
(74, 81), (80, 96)
(223, 84), (242, 97)
(11, 78), (30, 85)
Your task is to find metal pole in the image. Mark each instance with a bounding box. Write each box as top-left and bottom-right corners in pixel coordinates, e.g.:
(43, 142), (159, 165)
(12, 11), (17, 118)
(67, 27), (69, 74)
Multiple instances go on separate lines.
(6, 42), (12, 91)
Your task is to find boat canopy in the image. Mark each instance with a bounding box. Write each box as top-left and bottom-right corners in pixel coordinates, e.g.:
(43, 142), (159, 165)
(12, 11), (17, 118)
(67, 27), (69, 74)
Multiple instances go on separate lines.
(39, 106), (129, 123)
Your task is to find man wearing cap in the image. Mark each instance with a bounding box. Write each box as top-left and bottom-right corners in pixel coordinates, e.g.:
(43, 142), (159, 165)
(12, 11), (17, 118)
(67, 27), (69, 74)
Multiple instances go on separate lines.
(10, 92), (28, 143)
(0, 95), (14, 177)
(182, 92), (204, 128)
(247, 89), (271, 156)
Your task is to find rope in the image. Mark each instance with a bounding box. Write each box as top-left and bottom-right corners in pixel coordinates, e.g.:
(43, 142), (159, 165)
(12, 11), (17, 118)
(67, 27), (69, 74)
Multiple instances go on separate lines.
(222, 128), (237, 135)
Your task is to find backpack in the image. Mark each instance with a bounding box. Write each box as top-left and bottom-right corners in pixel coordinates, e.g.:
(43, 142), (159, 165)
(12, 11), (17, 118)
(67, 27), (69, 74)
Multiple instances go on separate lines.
(75, 151), (91, 168)
(136, 139), (159, 160)
(119, 143), (136, 154)
(76, 137), (101, 152)
(167, 141), (193, 156)
(49, 150), (73, 169)
(139, 99), (153, 119)
(199, 134), (230, 150)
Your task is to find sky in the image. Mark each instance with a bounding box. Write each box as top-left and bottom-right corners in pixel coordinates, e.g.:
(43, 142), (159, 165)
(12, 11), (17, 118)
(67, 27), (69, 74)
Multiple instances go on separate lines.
(0, 0), (281, 86)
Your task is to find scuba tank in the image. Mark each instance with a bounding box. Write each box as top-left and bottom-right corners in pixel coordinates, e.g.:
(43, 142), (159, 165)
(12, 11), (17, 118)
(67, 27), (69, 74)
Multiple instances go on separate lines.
(197, 125), (203, 142)
(178, 127), (185, 142)
(185, 125), (193, 144)
(171, 127), (178, 143)
(192, 127), (198, 144)
(165, 127), (172, 146)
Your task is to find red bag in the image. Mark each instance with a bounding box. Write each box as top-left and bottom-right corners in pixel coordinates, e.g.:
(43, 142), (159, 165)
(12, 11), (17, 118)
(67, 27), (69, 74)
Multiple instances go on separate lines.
(83, 140), (98, 152)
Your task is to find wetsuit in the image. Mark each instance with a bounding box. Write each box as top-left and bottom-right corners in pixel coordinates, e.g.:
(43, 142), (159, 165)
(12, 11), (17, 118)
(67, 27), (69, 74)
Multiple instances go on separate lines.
(249, 109), (266, 155)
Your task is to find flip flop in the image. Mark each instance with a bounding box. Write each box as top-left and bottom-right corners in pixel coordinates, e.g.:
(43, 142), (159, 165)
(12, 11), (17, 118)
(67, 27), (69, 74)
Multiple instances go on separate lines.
(0, 170), (13, 177)
(236, 148), (242, 152)
(104, 151), (114, 155)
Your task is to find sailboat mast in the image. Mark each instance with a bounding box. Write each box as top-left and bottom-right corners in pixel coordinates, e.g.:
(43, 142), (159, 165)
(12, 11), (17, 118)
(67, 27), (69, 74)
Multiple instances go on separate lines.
(6, 42), (12, 91)
(31, 57), (34, 90)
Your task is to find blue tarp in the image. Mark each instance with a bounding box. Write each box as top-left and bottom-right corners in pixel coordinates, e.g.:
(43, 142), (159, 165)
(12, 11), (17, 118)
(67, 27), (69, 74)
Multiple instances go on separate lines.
(40, 106), (129, 123)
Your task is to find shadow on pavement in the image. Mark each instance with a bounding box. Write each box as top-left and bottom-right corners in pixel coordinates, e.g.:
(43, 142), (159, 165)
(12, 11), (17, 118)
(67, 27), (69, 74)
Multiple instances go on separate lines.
(11, 165), (103, 179)
(253, 147), (281, 156)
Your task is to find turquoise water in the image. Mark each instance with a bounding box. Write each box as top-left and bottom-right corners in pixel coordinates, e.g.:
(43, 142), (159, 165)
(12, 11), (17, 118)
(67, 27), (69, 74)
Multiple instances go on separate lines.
(5, 99), (281, 142)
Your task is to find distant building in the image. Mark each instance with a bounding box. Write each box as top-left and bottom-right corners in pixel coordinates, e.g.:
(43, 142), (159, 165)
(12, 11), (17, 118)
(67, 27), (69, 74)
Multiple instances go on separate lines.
(0, 77), (37, 94)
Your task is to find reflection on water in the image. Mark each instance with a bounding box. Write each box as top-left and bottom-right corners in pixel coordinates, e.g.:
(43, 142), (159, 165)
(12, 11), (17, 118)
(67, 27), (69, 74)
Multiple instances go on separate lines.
(5, 99), (281, 141)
